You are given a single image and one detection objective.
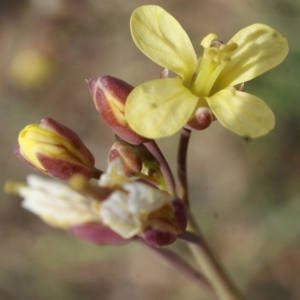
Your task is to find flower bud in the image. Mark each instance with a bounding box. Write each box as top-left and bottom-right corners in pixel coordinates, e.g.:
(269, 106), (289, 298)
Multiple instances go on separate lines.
(142, 198), (188, 247)
(108, 141), (143, 177)
(185, 107), (214, 131)
(88, 76), (146, 145)
(15, 117), (96, 181)
(109, 140), (166, 190)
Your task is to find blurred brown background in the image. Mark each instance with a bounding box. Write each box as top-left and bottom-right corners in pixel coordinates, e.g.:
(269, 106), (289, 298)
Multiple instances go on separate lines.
(1, 0), (299, 299)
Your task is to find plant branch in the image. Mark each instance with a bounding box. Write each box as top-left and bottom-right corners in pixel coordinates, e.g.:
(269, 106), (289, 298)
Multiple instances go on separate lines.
(176, 129), (244, 299)
(178, 231), (245, 300)
(138, 239), (219, 299)
(143, 140), (176, 196)
(177, 128), (191, 207)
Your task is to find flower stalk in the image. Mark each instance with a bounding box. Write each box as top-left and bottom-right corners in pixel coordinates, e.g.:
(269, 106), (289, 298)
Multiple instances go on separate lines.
(178, 231), (245, 300)
(143, 140), (176, 196)
(139, 238), (219, 299)
(177, 127), (191, 207)
(177, 129), (244, 299)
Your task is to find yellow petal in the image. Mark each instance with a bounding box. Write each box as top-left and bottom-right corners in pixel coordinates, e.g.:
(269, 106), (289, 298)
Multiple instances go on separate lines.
(130, 5), (197, 84)
(207, 87), (275, 138)
(125, 78), (198, 139)
(213, 24), (289, 91)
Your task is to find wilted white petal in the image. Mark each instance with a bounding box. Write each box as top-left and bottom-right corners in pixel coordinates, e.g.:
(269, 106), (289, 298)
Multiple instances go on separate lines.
(20, 175), (101, 228)
(99, 181), (172, 238)
(123, 182), (172, 214)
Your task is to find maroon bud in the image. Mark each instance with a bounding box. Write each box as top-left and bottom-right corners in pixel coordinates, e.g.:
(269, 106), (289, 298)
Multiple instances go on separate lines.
(185, 107), (214, 131)
(108, 141), (142, 177)
(88, 76), (146, 145)
(142, 227), (177, 247)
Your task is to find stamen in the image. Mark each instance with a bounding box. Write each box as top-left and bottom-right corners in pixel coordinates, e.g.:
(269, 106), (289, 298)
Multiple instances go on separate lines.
(221, 43), (238, 53)
(70, 174), (113, 202)
(201, 33), (217, 48)
(192, 41), (234, 97)
(4, 180), (26, 194)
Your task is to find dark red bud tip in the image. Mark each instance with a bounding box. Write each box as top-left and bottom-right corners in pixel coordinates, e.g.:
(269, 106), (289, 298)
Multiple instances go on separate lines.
(141, 227), (177, 247)
(171, 198), (188, 233)
(88, 76), (134, 106)
(68, 223), (129, 246)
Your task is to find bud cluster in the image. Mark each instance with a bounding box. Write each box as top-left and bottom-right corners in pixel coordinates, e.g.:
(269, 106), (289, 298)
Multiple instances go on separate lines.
(11, 76), (188, 247)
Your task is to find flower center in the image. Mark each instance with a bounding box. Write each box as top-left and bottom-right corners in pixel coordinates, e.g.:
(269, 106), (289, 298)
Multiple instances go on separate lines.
(190, 35), (238, 107)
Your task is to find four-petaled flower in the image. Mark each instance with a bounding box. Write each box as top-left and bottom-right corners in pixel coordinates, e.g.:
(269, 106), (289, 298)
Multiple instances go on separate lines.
(125, 5), (289, 139)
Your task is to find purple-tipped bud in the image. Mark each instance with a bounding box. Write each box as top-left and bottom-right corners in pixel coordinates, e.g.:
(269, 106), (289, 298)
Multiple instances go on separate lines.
(15, 117), (95, 181)
(108, 141), (142, 177)
(68, 223), (129, 245)
(88, 76), (146, 145)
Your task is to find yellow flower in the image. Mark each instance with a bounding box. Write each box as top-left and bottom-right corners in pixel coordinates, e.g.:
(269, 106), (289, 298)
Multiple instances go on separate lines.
(125, 5), (289, 139)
